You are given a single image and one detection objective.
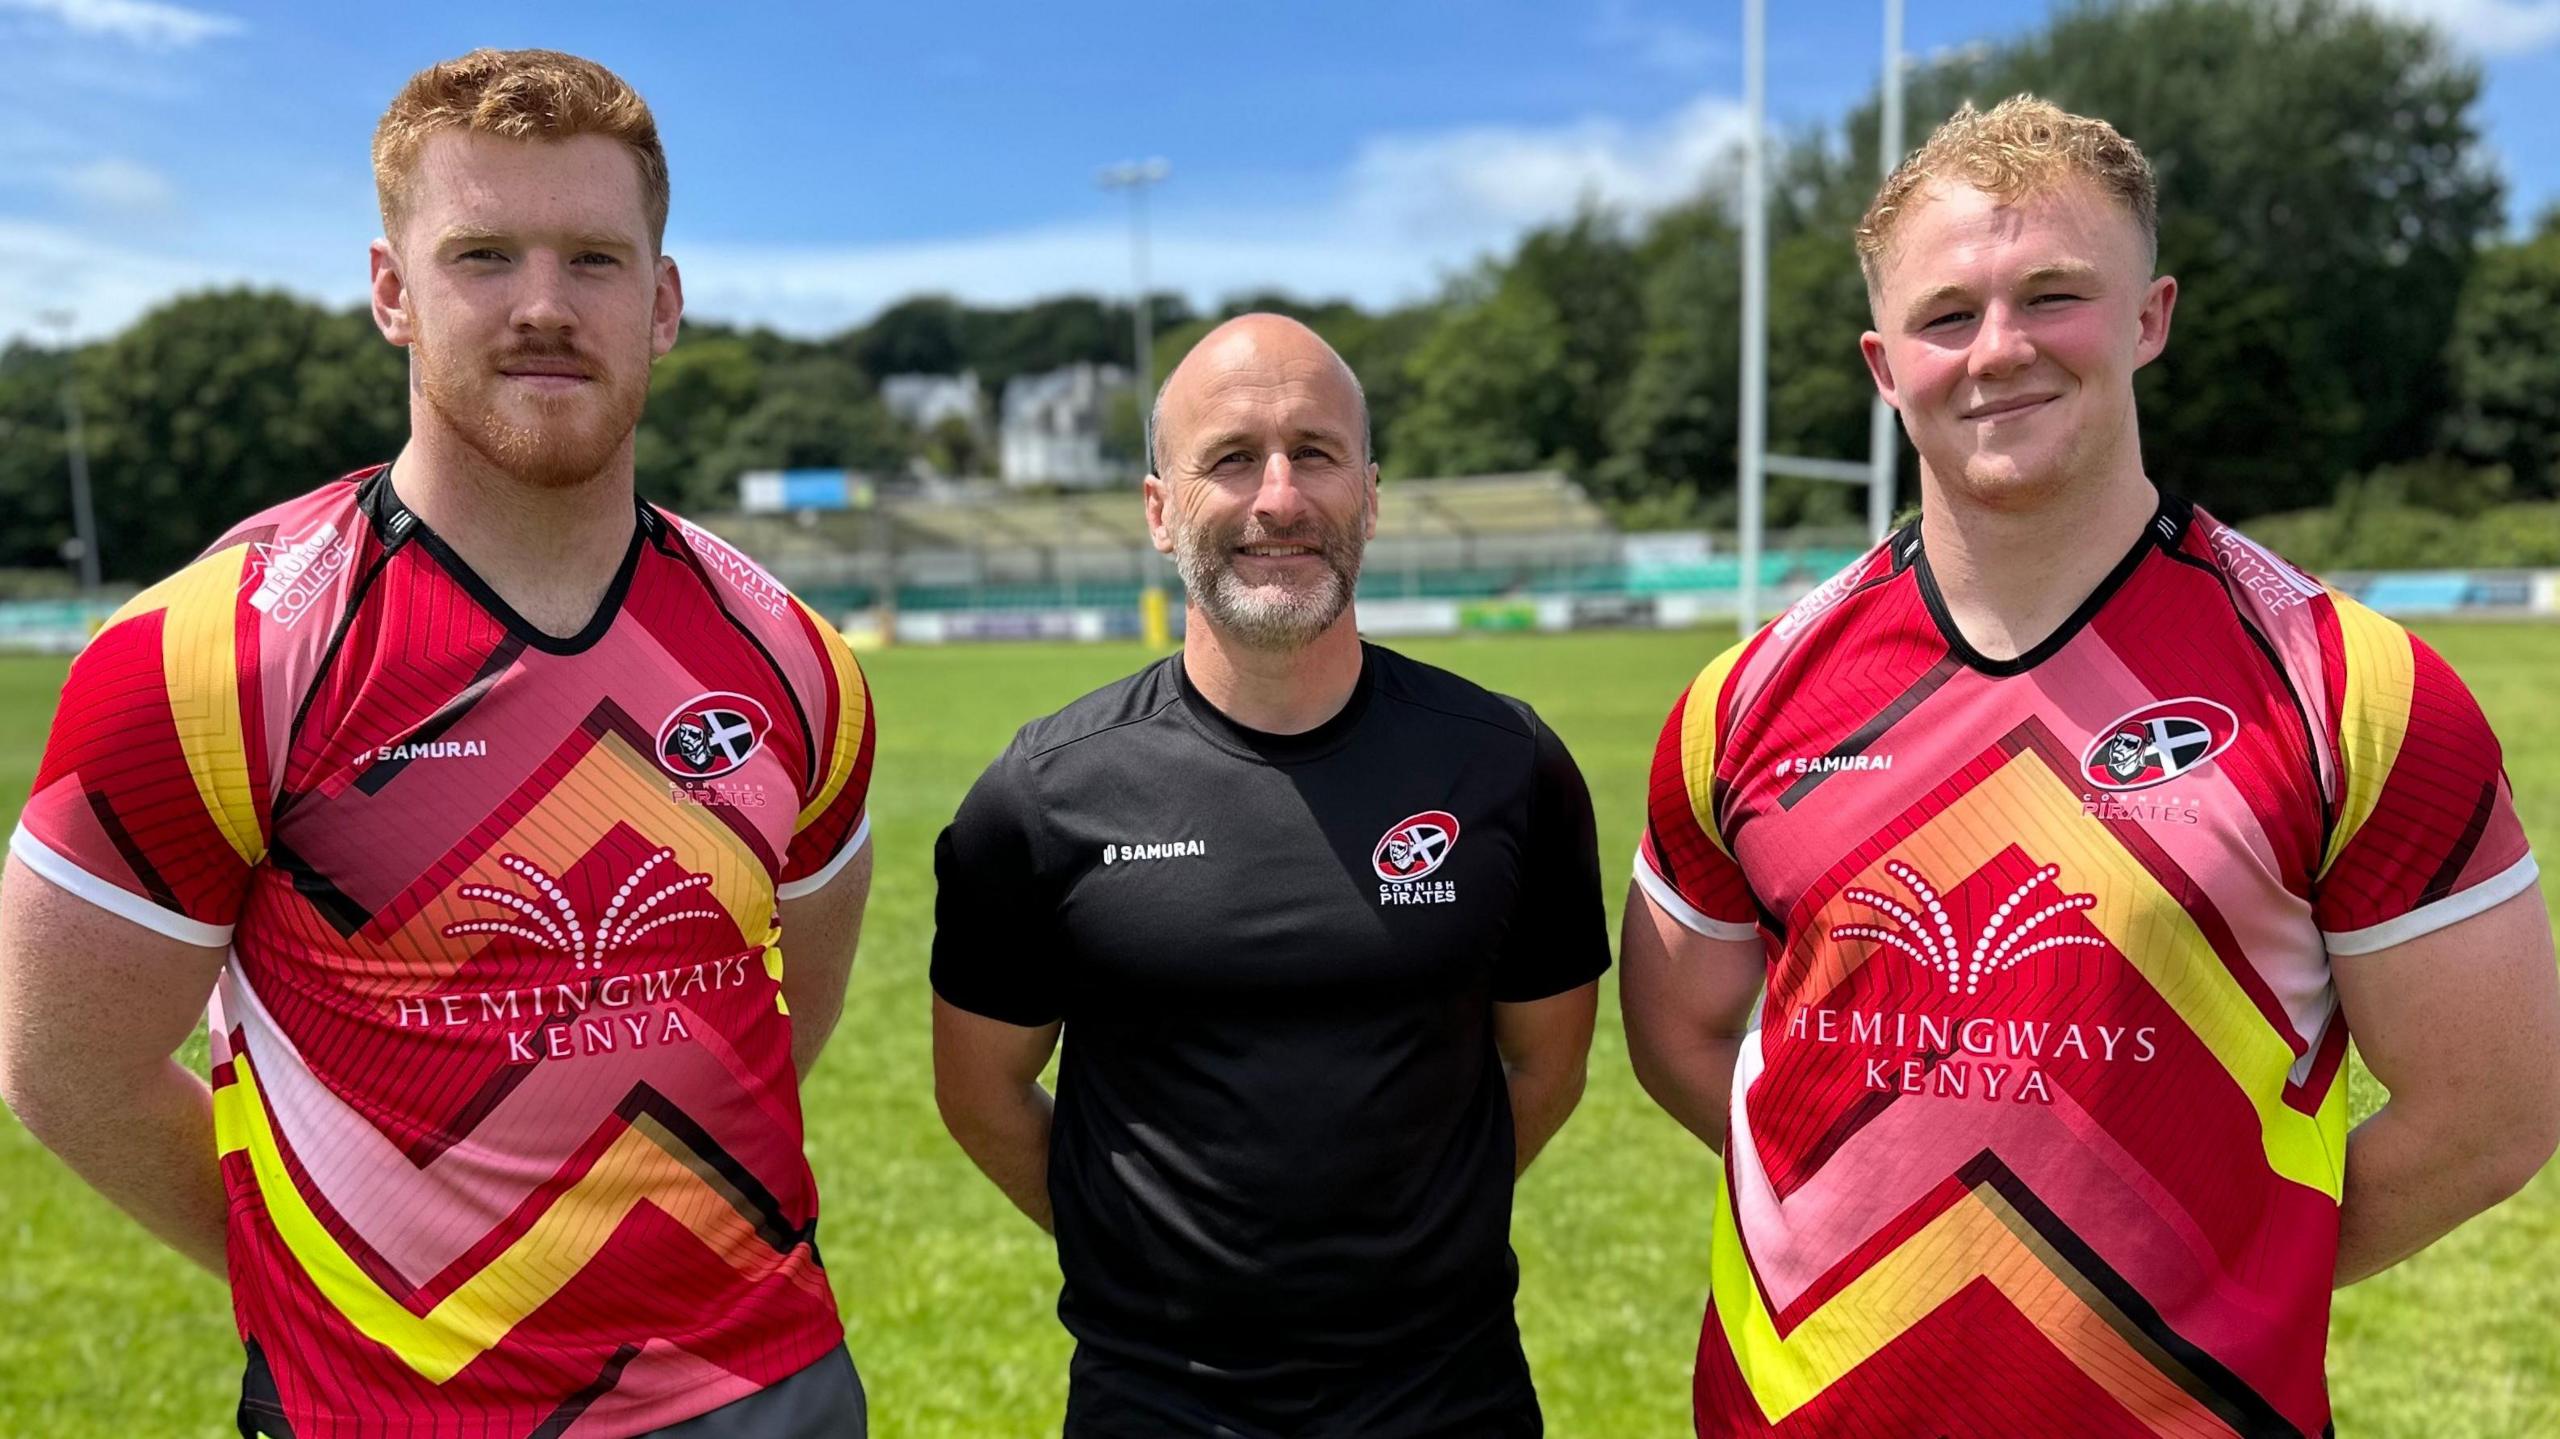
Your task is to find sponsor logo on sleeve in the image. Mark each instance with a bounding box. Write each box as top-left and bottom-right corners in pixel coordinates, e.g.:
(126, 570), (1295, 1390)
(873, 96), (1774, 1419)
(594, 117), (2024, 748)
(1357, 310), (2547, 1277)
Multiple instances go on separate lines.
(2080, 697), (2238, 792)
(655, 691), (771, 779)
(1374, 810), (1460, 906)
(247, 521), (351, 626)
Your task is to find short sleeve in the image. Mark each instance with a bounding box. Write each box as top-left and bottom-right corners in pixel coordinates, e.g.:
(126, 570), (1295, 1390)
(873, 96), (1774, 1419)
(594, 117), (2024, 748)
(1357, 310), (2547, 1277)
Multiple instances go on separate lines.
(1635, 649), (1761, 942)
(9, 546), (272, 947)
(930, 744), (1068, 1026)
(776, 601), (876, 900)
(1491, 716), (1611, 1003)
(2315, 616), (2536, 955)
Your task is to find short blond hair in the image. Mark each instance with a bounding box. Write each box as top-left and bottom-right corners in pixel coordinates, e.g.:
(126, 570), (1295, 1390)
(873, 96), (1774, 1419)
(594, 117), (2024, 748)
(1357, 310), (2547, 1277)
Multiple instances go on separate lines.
(373, 48), (670, 250)
(1856, 94), (2156, 287)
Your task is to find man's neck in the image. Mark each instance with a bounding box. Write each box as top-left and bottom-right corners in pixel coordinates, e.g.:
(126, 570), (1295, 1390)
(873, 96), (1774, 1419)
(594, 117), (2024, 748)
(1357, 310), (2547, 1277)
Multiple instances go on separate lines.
(390, 419), (640, 639)
(1917, 467), (2160, 664)
(1179, 613), (1365, 735)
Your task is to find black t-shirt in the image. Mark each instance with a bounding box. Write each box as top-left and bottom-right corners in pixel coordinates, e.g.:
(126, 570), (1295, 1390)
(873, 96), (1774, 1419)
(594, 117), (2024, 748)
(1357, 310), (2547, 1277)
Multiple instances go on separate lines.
(932, 644), (1609, 1436)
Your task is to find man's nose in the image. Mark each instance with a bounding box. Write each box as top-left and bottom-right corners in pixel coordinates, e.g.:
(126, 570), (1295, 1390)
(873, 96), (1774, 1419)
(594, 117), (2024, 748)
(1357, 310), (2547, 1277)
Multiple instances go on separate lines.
(1253, 452), (1307, 525)
(512, 253), (576, 333)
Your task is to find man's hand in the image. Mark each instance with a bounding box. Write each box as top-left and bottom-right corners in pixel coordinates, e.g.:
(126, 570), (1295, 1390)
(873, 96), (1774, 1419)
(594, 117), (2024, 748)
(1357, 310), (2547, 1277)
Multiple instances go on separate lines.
(2334, 884), (2560, 1285)
(0, 855), (230, 1273)
(932, 996), (1063, 1231)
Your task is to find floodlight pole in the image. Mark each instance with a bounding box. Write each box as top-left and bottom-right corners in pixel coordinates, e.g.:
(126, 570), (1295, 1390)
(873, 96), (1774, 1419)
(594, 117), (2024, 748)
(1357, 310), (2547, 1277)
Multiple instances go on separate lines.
(1737, 0), (1767, 638)
(1100, 158), (1170, 466)
(1867, 0), (1906, 542)
(38, 309), (102, 595)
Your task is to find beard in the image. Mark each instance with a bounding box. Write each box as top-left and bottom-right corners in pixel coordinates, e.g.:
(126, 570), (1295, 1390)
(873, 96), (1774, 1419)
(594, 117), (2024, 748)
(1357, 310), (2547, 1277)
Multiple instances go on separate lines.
(1169, 505), (1367, 650)
(415, 326), (648, 491)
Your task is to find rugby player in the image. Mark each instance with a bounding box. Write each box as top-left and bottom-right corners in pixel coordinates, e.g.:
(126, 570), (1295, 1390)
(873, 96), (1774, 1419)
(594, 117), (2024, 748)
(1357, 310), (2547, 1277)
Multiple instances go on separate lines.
(0, 50), (875, 1437)
(930, 314), (1608, 1436)
(1622, 96), (2560, 1436)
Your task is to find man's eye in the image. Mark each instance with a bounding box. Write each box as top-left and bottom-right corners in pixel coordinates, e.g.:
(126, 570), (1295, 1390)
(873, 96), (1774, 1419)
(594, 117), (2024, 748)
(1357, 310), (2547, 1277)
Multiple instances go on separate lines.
(1922, 310), (1973, 330)
(457, 248), (506, 262)
(573, 252), (620, 266)
(2030, 292), (2084, 306)
(1294, 447), (1334, 463)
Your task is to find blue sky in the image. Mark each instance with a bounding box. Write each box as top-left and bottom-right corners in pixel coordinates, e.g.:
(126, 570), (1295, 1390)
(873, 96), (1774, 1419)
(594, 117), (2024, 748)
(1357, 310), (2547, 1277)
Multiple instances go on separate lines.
(5, 0), (2557, 343)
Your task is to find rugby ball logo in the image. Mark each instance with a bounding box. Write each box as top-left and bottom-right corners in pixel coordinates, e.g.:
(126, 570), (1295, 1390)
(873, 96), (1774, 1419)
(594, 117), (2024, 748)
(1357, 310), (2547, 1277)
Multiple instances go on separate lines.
(655, 691), (771, 779)
(1373, 811), (1461, 883)
(2081, 697), (2239, 792)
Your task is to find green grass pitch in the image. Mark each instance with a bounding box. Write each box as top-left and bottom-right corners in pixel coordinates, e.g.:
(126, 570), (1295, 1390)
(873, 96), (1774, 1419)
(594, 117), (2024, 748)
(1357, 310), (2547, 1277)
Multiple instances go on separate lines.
(1, 624), (2554, 1435)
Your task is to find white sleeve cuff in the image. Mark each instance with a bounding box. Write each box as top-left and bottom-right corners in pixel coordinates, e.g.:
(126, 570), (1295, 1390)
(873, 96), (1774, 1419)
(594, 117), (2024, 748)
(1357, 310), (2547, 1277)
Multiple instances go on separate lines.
(776, 811), (871, 901)
(2323, 852), (2539, 957)
(8, 824), (233, 948)
(1633, 850), (1759, 941)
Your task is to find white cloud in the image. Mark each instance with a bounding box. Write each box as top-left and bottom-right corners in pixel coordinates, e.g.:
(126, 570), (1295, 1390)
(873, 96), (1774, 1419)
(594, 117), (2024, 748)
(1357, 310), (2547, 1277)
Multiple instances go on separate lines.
(675, 95), (1748, 334)
(0, 218), (335, 343)
(1339, 94), (1747, 244)
(2359, 0), (2560, 56)
(0, 0), (242, 48)
(54, 156), (177, 216)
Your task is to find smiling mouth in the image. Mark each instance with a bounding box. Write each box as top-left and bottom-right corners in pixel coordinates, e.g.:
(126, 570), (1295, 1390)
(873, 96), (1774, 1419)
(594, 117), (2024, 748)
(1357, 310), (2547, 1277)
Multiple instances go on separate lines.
(1964, 396), (2054, 421)
(1235, 544), (1319, 559)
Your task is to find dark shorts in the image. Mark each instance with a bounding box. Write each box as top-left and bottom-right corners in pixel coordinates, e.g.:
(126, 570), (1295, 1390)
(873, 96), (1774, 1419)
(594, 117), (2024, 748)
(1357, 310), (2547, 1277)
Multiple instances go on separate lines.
(236, 1343), (866, 1439)
(1062, 1316), (1540, 1439)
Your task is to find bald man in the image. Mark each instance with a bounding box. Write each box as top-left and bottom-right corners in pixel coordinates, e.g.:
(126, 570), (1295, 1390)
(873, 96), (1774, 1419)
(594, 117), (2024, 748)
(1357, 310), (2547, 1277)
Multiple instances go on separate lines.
(930, 315), (1607, 1437)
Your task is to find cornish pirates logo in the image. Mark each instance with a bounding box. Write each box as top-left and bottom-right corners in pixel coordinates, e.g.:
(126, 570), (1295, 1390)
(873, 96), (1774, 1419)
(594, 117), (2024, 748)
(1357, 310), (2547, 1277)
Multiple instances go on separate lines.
(655, 691), (771, 779)
(1832, 860), (2104, 995)
(443, 849), (721, 970)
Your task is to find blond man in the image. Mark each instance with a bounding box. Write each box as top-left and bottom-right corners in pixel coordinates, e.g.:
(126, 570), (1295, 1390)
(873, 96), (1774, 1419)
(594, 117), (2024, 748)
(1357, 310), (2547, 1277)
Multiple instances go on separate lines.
(1622, 97), (2556, 1435)
(0, 50), (875, 1437)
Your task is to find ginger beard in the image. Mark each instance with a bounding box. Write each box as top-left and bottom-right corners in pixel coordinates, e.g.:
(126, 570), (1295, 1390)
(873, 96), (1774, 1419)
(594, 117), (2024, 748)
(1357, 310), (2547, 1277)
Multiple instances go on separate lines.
(1167, 502), (1367, 651)
(413, 313), (648, 491)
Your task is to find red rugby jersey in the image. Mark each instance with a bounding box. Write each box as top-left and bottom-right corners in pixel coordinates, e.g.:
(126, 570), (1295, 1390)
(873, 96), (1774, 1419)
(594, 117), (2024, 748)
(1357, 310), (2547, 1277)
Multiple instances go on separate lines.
(12, 468), (875, 1437)
(1640, 495), (2534, 1438)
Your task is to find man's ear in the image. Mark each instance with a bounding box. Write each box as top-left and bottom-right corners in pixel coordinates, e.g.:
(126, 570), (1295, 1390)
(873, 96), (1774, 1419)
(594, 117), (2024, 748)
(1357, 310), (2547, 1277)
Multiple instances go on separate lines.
(1143, 471), (1176, 556)
(370, 239), (413, 347)
(651, 254), (684, 359)
(2132, 273), (2177, 371)
(1859, 331), (1898, 409)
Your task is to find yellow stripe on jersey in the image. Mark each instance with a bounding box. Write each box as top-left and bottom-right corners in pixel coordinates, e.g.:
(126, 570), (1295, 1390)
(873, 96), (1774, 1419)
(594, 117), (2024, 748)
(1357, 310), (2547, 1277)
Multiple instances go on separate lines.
(1679, 641), (1753, 857)
(119, 544), (263, 866)
(215, 1056), (802, 1385)
(791, 598), (869, 835)
(1711, 1172), (2234, 1430)
(2322, 594), (2416, 877)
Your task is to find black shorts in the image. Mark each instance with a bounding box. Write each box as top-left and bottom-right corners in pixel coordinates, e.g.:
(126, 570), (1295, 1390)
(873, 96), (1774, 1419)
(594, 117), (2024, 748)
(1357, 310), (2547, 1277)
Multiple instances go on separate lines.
(236, 1343), (866, 1438)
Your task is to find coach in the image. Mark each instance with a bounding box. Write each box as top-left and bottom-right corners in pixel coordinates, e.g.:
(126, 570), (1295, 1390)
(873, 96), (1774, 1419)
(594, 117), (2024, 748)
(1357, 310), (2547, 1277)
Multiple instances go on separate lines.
(930, 314), (1607, 1437)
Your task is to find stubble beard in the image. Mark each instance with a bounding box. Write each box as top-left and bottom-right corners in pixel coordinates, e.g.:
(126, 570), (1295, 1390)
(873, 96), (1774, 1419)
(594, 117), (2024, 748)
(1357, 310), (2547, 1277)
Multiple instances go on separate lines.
(1170, 509), (1366, 651)
(415, 328), (648, 492)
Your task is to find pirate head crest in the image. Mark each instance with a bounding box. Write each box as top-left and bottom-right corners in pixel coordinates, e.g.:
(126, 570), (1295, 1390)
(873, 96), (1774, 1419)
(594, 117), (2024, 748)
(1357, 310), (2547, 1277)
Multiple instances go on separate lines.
(654, 691), (773, 779)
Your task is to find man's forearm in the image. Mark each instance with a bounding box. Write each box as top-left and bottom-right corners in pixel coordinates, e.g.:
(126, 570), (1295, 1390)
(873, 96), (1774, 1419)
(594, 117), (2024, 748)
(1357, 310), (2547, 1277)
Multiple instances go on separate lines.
(785, 982), (845, 1082)
(1629, 1034), (1743, 1154)
(944, 1083), (1057, 1232)
(1505, 1060), (1587, 1176)
(7, 1058), (228, 1274)
(2336, 1101), (2546, 1286)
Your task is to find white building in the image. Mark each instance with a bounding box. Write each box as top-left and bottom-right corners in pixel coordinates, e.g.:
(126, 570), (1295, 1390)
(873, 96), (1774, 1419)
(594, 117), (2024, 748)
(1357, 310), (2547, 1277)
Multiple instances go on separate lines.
(1000, 362), (1131, 489)
(881, 371), (984, 434)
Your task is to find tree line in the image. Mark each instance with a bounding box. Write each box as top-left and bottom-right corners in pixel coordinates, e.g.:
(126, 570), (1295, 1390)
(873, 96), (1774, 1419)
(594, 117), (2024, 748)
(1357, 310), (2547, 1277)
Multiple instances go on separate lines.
(3, 0), (2556, 588)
